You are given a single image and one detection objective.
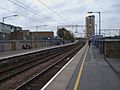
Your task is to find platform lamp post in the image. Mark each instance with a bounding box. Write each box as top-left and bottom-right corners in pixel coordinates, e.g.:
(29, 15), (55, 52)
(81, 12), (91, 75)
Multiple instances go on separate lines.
(2, 15), (18, 23)
(35, 25), (47, 40)
(2, 15), (18, 40)
(36, 25), (47, 32)
(87, 12), (101, 36)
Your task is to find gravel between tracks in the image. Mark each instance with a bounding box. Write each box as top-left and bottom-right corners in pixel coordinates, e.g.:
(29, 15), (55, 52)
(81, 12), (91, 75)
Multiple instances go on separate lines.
(0, 42), (85, 90)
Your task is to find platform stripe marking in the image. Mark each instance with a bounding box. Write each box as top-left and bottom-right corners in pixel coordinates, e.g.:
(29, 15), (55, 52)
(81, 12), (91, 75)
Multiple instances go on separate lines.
(74, 45), (89, 90)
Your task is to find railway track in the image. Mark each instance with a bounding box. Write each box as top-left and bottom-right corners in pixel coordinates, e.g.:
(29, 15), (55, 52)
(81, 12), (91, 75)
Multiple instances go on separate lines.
(0, 49), (67, 81)
(0, 45), (70, 71)
(0, 42), (85, 90)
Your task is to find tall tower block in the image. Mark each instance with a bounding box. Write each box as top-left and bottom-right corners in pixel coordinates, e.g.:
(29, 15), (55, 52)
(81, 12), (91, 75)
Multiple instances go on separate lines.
(86, 15), (95, 39)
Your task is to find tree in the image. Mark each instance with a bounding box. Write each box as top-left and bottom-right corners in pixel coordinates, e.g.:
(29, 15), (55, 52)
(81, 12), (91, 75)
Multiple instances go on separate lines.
(57, 28), (74, 42)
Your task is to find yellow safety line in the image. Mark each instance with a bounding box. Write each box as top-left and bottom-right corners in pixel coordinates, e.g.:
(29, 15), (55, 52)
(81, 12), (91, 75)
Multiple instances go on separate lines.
(74, 45), (89, 90)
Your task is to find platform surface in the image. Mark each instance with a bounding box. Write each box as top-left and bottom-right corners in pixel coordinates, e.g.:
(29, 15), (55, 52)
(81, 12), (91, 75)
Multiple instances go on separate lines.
(0, 43), (73, 60)
(42, 44), (120, 90)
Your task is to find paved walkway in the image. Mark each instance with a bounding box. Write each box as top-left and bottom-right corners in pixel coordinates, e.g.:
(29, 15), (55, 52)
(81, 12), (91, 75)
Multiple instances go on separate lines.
(42, 44), (120, 90)
(78, 44), (120, 90)
(0, 45), (59, 60)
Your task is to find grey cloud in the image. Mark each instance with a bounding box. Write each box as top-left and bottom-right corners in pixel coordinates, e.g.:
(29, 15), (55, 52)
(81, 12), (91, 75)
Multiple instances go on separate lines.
(1, 0), (120, 31)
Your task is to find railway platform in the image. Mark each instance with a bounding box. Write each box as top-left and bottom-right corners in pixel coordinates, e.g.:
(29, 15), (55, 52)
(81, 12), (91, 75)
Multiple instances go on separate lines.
(41, 44), (120, 90)
(0, 46), (53, 59)
(0, 43), (76, 60)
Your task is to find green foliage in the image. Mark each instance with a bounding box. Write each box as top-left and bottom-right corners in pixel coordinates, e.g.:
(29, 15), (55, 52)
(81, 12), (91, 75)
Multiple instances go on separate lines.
(57, 28), (74, 42)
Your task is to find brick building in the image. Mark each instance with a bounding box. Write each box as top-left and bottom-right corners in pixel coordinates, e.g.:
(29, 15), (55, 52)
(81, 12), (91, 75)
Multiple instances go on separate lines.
(11, 30), (30, 40)
(30, 31), (54, 40)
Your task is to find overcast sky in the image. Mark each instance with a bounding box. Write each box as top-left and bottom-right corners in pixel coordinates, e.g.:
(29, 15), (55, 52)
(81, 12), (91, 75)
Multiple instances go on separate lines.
(0, 0), (120, 35)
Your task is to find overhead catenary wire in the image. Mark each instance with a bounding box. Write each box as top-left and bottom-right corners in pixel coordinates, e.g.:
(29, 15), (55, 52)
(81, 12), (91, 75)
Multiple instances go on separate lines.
(8, 0), (45, 18)
(8, 0), (63, 24)
(14, 0), (63, 25)
(0, 6), (44, 23)
(0, 6), (62, 30)
(0, 7), (61, 28)
(0, 8), (53, 31)
(50, 0), (71, 21)
(38, 0), (69, 24)
(14, 0), (47, 17)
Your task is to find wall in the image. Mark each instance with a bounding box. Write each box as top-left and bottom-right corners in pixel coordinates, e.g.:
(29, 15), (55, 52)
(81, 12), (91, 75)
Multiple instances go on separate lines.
(104, 41), (120, 58)
(0, 40), (55, 52)
(11, 32), (24, 40)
